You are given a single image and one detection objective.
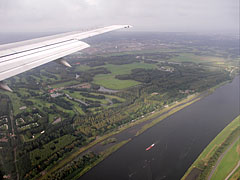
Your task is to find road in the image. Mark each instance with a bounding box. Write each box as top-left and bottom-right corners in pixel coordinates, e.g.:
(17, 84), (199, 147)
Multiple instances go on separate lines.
(224, 160), (240, 180)
(207, 137), (240, 180)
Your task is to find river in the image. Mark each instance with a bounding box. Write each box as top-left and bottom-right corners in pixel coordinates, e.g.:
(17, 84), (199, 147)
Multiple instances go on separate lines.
(79, 76), (239, 180)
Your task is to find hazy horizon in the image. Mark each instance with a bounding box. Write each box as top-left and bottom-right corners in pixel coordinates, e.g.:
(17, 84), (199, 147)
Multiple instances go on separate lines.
(0, 0), (239, 34)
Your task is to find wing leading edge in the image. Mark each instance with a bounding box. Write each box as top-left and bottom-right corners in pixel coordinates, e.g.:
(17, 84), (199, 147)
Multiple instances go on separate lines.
(0, 25), (132, 82)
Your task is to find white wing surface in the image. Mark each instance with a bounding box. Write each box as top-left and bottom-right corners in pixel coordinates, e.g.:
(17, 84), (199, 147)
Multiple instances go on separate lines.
(0, 25), (132, 82)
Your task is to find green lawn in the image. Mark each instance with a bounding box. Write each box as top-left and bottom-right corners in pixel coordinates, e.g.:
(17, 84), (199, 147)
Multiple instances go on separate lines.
(104, 94), (125, 102)
(29, 97), (75, 119)
(75, 65), (92, 71)
(211, 139), (240, 180)
(170, 53), (226, 64)
(93, 62), (157, 90)
(64, 90), (109, 104)
(93, 74), (140, 90)
(2, 91), (25, 115)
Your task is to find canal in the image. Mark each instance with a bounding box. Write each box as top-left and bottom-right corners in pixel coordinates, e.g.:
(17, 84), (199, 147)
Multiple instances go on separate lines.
(80, 76), (239, 180)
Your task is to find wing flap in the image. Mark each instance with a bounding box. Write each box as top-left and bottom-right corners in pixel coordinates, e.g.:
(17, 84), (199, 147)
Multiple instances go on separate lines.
(0, 41), (89, 81)
(0, 25), (132, 82)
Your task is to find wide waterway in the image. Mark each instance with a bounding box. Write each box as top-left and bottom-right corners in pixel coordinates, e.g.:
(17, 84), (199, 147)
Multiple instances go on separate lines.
(80, 76), (239, 180)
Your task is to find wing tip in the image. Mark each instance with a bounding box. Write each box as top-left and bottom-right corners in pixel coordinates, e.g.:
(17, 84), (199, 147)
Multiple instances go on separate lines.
(124, 25), (133, 28)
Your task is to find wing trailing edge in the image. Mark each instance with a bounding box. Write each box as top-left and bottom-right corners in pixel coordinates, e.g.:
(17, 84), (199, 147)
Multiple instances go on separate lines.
(0, 25), (132, 84)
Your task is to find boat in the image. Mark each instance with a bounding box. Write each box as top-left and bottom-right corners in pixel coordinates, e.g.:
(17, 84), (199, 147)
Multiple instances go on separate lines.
(146, 143), (155, 151)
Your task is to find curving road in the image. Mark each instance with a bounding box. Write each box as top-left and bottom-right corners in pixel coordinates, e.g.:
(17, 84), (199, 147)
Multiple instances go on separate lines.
(224, 160), (240, 180)
(207, 137), (240, 180)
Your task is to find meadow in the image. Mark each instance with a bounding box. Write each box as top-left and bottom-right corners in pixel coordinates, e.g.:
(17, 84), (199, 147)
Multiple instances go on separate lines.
(93, 62), (157, 89)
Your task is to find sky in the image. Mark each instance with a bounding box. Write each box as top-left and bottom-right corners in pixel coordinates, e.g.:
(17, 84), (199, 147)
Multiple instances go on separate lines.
(0, 0), (239, 33)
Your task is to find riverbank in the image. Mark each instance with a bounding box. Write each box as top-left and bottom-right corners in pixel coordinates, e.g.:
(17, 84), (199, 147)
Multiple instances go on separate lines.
(71, 139), (131, 180)
(39, 77), (237, 180)
(78, 75), (239, 180)
(181, 115), (240, 180)
(40, 92), (204, 180)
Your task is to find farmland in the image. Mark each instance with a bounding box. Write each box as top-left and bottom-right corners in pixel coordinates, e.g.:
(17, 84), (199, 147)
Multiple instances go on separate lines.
(0, 32), (239, 180)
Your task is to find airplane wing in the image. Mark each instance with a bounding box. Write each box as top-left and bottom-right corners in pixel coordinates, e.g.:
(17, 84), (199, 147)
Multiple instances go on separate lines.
(0, 25), (132, 86)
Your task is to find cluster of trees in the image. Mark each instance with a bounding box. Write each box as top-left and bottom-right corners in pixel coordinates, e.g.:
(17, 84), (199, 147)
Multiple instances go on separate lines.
(0, 145), (16, 179)
(1, 32), (238, 180)
(17, 122), (82, 179)
(80, 55), (140, 66)
(143, 52), (176, 61)
(112, 98), (122, 104)
(87, 61), (106, 67)
(16, 109), (47, 128)
(22, 136), (85, 180)
(48, 97), (73, 110)
(42, 105), (70, 119)
(116, 63), (231, 94)
(0, 95), (16, 178)
(0, 94), (10, 117)
(87, 67), (111, 76)
(71, 62), (231, 143)
(48, 152), (99, 180)
(18, 122), (75, 156)
(75, 108), (131, 137)
(80, 92), (105, 99)
(13, 62), (232, 180)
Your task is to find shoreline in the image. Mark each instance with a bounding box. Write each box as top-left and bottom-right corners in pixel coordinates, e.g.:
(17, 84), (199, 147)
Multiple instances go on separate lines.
(181, 115), (240, 180)
(39, 78), (235, 180)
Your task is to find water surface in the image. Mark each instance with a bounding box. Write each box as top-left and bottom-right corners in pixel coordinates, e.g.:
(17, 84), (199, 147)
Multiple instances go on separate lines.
(80, 76), (239, 180)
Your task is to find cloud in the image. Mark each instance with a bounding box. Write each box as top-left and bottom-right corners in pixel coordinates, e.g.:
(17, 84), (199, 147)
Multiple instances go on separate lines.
(0, 0), (238, 33)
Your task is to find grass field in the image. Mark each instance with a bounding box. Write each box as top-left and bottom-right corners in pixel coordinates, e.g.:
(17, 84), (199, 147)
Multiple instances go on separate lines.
(211, 139), (240, 180)
(93, 62), (157, 89)
(170, 53), (226, 64)
(29, 97), (75, 121)
(64, 90), (108, 104)
(181, 115), (240, 180)
(93, 74), (140, 90)
(2, 91), (25, 115)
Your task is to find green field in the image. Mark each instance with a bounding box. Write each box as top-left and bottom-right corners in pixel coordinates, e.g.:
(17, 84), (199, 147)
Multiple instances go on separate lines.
(93, 74), (140, 90)
(170, 53), (226, 64)
(181, 115), (240, 180)
(211, 139), (240, 180)
(93, 62), (157, 89)
(2, 91), (26, 115)
(64, 90), (108, 104)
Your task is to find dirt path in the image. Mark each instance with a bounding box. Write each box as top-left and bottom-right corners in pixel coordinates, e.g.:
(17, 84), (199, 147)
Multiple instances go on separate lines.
(207, 137), (240, 180)
(224, 160), (240, 180)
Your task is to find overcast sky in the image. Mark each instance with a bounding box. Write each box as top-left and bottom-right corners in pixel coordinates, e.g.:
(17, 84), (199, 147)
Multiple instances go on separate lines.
(0, 0), (239, 33)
